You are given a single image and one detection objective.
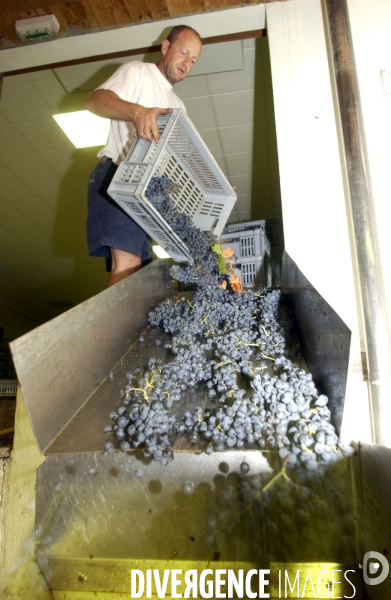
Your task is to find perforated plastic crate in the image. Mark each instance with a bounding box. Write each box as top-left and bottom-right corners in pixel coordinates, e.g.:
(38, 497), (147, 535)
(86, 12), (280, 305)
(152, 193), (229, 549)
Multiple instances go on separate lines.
(223, 219), (281, 255)
(108, 109), (237, 264)
(231, 253), (272, 288)
(221, 232), (272, 288)
(222, 218), (282, 285)
(220, 227), (268, 258)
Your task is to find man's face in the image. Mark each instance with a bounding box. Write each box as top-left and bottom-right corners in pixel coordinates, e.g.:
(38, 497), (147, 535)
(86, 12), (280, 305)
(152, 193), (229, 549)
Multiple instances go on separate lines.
(158, 30), (202, 85)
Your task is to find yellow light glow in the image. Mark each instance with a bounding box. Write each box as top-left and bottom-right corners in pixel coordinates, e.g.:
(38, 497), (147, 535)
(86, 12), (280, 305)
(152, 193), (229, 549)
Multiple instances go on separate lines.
(153, 245), (171, 259)
(53, 111), (110, 148)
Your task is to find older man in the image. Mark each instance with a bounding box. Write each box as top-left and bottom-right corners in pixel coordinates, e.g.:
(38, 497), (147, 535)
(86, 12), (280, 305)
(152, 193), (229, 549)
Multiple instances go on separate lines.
(86, 25), (202, 287)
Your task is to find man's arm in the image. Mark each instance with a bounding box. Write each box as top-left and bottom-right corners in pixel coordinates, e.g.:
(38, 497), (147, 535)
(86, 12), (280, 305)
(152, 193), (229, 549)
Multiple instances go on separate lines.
(86, 89), (171, 142)
(86, 89), (138, 121)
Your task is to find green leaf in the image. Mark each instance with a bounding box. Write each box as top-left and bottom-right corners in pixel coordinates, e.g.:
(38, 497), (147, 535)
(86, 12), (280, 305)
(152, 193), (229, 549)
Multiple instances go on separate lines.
(211, 242), (227, 275)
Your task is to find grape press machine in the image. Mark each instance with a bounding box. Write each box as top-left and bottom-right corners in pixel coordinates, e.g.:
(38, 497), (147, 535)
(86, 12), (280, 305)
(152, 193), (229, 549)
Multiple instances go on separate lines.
(8, 110), (391, 600)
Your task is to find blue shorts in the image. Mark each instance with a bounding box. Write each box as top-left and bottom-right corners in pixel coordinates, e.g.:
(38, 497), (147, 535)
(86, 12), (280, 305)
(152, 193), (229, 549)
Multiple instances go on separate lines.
(87, 157), (152, 272)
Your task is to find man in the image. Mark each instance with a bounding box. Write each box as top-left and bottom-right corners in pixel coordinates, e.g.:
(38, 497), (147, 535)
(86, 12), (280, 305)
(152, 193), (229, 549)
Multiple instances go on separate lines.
(86, 25), (202, 287)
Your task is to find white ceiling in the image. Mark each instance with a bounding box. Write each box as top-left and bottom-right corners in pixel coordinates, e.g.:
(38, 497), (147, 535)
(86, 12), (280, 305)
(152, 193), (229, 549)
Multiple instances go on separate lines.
(0, 37), (280, 327)
(54, 41), (245, 93)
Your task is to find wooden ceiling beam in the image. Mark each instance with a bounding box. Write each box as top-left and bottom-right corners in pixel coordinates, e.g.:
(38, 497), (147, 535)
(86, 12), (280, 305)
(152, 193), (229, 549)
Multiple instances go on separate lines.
(5, 28), (265, 76)
(0, 0), (81, 16)
(0, 0), (273, 18)
(2, 4), (266, 72)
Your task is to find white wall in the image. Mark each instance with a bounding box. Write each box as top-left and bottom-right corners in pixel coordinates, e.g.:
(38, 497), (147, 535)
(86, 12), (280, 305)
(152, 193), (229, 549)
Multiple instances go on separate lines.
(266, 0), (372, 443)
(267, 0), (358, 330)
(347, 0), (391, 316)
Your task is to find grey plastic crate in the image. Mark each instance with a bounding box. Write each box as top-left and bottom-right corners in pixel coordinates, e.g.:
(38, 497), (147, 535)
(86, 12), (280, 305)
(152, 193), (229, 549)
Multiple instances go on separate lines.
(221, 235), (272, 288)
(222, 218), (282, 285)
(220, 228), (269, 258)
(108, 109), (237, 265)
(223, 219), (281, 255)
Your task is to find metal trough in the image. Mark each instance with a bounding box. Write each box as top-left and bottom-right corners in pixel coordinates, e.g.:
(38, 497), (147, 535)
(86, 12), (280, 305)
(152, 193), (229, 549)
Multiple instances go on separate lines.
(8, 255), (389, 598)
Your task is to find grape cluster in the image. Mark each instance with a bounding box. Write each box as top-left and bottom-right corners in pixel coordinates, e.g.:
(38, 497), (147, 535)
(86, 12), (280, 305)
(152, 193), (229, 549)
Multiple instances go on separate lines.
(104, 175), (352, 475)
(203, 459), (356, 563)
(104, 358), (176, 466)
(145, 175), (220, 285)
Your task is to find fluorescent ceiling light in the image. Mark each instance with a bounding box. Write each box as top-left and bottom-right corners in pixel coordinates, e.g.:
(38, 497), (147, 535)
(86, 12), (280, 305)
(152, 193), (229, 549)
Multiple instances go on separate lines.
(53, 110), (110, 148)
(153, 245), (171, 259)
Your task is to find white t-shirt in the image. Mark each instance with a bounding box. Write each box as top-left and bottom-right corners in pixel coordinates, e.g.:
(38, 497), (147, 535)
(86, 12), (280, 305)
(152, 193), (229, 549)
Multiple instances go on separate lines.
(97, 61), (186, 164)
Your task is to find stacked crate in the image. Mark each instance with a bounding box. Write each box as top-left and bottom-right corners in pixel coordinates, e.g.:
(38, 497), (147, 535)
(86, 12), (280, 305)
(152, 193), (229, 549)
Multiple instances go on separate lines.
(221, 219), (282, 287)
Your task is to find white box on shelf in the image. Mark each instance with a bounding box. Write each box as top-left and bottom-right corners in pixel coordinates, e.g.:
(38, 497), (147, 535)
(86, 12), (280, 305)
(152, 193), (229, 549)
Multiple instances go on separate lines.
(15, 15), (60, 42)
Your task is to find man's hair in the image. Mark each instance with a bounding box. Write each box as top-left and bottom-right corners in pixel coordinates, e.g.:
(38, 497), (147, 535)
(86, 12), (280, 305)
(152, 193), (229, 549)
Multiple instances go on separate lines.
(166, 25), (202, 45)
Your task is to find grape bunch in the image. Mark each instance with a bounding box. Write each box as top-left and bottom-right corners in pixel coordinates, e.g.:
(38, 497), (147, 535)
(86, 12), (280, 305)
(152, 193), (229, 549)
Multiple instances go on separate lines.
(104, 175), (353, 474)
(202, 458), (356, 563)
(145, 176), (220, 285)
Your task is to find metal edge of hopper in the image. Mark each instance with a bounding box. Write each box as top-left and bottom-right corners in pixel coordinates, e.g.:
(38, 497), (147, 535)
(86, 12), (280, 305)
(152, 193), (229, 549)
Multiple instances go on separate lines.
(9, 260), (173, 453)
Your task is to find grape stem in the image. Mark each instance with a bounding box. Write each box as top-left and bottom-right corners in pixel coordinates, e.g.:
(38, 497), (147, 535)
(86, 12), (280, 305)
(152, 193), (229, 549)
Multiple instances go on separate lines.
(262, 456), (292, 493)
(125, 366), (163, 405)
(259, 351), (275, 362)
(236, 336), (260, 348)
(126, 387), (150, 403)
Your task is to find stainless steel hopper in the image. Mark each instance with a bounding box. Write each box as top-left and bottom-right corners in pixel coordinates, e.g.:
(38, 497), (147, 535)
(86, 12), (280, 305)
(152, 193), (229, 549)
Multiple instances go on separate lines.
(8, 255), (390, 599)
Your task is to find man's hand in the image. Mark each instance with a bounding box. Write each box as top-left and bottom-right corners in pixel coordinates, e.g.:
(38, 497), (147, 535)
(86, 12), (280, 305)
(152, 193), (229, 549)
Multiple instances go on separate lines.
(134, 106), (171, 143)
